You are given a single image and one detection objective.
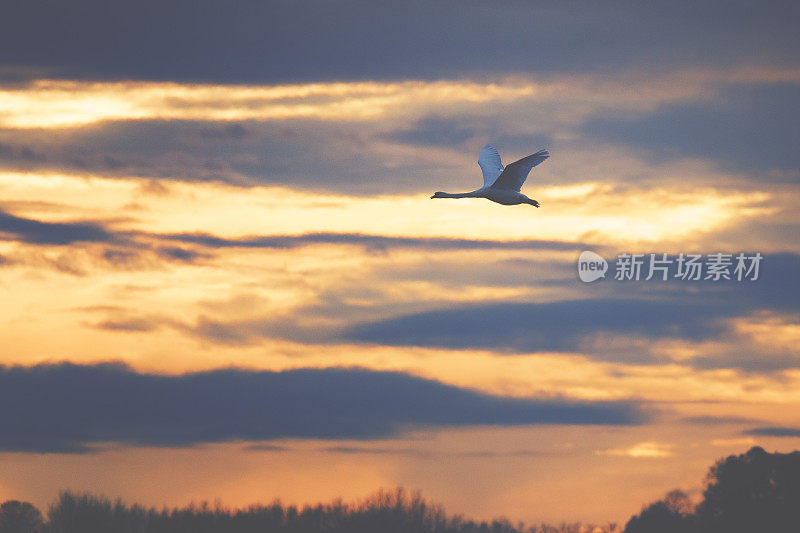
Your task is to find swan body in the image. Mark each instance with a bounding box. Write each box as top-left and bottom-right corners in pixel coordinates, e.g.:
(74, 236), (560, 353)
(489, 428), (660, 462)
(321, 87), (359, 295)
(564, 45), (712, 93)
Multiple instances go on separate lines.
(431, 145), (549, 207)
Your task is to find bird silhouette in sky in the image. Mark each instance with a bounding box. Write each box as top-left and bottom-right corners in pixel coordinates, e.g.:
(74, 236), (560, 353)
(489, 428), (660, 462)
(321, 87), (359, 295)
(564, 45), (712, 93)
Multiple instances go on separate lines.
(431, 144), (549, 207)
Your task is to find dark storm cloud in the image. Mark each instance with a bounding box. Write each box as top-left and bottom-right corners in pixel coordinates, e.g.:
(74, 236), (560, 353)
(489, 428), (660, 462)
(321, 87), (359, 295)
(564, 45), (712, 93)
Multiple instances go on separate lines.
(0, 65), (52, 88)
(582, 83), (800, 176)
(1, 1), (798, 83)
(342, 253), (800, 367)
(345, 298), (734, 353)
(177, 253), (799, 373)
(590, 253), (800, 316)
(744, 427), (800, 438)
(0, 208), (115, 245)
(0, 117), (562, 193)
(0, 362), (648, 453)
(0, 120), (436, 194)
(0, 120), (277, 185)
(386, 116), (477, 147)
(384, 116), (554, 156)
(727, 252), (800, 312)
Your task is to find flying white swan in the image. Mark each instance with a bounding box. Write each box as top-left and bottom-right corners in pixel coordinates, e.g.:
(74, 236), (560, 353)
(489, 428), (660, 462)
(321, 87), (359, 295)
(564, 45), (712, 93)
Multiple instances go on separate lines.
(431, 144), (549, 207)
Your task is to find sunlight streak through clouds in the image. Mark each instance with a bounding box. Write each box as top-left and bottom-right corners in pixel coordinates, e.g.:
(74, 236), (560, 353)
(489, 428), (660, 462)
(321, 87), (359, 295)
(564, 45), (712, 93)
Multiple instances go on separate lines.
(0, 79), (536, 128)
(1, 66), (799, 128)
(601, 441), (675, 458)
(0, 172), (773, 245)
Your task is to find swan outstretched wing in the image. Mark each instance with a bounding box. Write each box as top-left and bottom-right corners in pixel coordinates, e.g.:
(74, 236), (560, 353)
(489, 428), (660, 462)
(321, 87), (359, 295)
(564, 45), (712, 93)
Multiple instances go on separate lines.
(489, 149), (549, 191)
(478, 144), (504, 188)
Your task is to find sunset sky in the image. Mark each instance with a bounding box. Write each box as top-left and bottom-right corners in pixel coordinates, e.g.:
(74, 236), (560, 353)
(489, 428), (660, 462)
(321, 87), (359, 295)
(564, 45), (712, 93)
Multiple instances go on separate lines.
(1, 0), (799, 525)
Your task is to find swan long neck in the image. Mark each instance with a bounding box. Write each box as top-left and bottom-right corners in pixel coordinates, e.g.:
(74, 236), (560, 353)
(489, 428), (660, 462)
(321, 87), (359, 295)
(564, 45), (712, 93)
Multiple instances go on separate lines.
(433, 190), (482, 199)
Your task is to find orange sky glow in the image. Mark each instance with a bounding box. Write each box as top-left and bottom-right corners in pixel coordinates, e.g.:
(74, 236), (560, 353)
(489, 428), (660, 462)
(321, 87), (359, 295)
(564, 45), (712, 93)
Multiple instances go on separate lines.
(1, 34), (799, 526)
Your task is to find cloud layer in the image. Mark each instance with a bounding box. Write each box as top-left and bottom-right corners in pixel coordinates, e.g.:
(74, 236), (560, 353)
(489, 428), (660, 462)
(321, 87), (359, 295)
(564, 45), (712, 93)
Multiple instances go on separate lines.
(0, 208), (115, 244)
(0, 362), (648, 453)
(2, 1), (799, 83)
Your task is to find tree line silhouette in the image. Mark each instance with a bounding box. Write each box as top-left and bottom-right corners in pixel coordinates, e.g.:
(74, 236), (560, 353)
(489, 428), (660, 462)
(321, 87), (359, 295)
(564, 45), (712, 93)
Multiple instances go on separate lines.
(0, 488), (612, 533)
(624, 446), (800, 532)
(1, 447), (798, 533)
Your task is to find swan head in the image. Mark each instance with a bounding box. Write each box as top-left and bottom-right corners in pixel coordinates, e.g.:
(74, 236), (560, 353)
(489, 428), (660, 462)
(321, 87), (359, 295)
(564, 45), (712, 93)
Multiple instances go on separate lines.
(431, 191), (447, 198)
